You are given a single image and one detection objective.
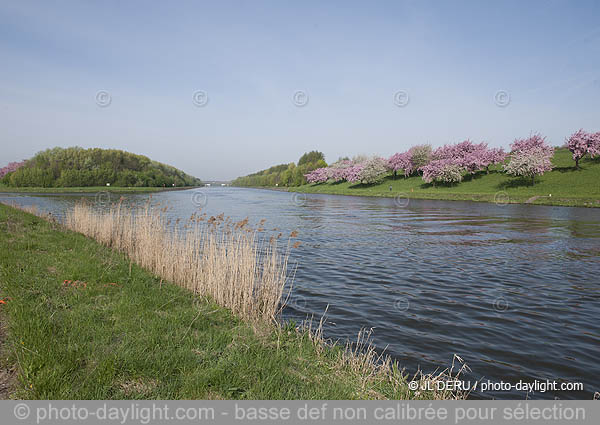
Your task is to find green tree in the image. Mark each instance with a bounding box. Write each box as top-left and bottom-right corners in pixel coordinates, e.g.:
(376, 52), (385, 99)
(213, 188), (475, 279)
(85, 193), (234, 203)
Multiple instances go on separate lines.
(298, 151), (325, 166)
(3, 147), (201, 188)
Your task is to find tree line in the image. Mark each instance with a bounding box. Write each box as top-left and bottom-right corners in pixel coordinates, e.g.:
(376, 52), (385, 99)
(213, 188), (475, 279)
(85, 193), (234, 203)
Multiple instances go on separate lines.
(0, 147), (202, 188)
(232, 151), (327, 187)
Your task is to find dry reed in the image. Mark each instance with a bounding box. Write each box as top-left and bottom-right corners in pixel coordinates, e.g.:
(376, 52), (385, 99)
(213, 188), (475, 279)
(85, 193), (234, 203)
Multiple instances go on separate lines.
(299, 307), (470, 399)
(64, 200), (290, 322)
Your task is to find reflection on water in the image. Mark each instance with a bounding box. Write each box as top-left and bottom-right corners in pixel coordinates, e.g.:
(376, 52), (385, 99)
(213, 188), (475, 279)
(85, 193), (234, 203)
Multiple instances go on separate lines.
(2, 188), (599, 399)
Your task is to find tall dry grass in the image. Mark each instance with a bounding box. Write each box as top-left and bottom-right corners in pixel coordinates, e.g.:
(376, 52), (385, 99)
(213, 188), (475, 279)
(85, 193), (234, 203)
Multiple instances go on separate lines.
(64, 200), (290, 322)
(299, 307), (470, 399)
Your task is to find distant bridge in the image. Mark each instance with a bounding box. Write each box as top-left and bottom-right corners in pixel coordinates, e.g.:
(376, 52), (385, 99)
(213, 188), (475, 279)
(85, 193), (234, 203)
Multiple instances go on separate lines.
(202, 181), (232, 187)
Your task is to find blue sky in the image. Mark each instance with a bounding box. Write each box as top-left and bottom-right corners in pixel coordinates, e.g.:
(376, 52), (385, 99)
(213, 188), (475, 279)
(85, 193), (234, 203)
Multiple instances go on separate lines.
(1, 0), (599, 180)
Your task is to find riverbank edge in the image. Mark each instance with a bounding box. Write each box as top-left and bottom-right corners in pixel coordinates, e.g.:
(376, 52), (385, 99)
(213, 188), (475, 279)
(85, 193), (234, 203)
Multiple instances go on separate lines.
(0, 203), (459, 400)
(0, 186), (201, 194)
(239, 185), (600, 208)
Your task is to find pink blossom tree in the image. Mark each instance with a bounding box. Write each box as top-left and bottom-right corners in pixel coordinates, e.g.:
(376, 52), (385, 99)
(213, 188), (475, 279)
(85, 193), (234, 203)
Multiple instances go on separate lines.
(328, 160), (354, 182)
(304, 167), (329, 183)
(408, 144), (432, 171)
(345, 163), (366, 183)
(356, 157), (388, 184)
(432, 140), (506, 175)
(459, 142), (489, 174)
(481, 147), (507, 173)
(387, 151), (413, 178)
(591, 132), (600, 157)
(566, 129), (600, 168)
(503, 134), (554, 185)
(0, 161), (26, 179)
(387, 145), (431, 179)
(420, 159), (465, 185)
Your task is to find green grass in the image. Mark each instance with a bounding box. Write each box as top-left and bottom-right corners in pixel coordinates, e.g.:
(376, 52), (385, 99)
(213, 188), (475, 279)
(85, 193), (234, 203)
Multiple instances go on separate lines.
(0, 186), (198, 194)
(0, 203), (440, 400)
(288, 149), (600, 208)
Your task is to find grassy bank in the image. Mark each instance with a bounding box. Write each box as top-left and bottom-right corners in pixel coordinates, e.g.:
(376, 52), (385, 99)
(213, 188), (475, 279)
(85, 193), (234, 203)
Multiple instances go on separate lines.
(282, 149), (600, 208)
(0, 203), (459, 399)
(0, 186), (199, 194)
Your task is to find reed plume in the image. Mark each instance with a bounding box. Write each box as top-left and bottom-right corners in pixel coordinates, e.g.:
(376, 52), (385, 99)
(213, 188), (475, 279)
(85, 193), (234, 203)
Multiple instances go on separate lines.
(65, 201), (290, 322)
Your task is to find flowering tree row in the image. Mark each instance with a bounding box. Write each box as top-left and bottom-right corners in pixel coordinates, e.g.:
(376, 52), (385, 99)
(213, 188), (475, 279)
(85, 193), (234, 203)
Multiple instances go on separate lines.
(305, 129), (598, 186)
(305, 140), (510, 185)
(305, 157), (387, 185)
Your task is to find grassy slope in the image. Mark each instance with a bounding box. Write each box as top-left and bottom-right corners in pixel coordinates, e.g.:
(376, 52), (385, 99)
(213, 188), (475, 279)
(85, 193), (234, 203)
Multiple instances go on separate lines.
(289, 149), (600, 207)
(0, 204), (433, 400)
(0, 186), (198, 194)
